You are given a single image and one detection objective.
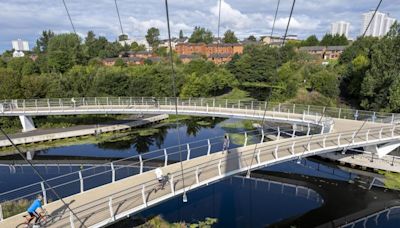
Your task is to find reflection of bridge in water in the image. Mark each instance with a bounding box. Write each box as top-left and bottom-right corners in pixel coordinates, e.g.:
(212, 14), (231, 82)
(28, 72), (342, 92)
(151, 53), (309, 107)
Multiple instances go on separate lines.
(251, 170), (400, 228)
(1, 97), (400, 227)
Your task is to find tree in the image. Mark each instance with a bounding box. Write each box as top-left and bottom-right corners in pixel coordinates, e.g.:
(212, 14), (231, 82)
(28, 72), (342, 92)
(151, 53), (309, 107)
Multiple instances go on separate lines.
(302, 35), (319, 46)
(130, 41), (146, 52)
(320, 34), (348, 46)
(247, 35), (257, 42)
(223, 30), (238, 43)
(33, 30), (55, 53)
(47, 33), (85, 73)
(309, 69), (339, 98)
(179, 30), (184, 39)
(145, 27), (160, 50)
(114, 58), (127, 67)
(189, 26), (213, 44)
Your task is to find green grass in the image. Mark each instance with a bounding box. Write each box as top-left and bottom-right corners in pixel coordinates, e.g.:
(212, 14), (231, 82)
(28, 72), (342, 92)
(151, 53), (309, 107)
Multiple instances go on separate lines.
(220, 120), (257, 131)
(135, 215), (217, 228)
(2, 199), (31, 218)
(286, 88), (349, 108)
(217, 88), (252, 101)
(379, 171), (400, 190)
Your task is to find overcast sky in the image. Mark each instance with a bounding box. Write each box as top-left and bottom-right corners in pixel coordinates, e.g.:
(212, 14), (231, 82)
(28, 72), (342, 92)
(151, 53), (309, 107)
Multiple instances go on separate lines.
(0, 0), (399, 52)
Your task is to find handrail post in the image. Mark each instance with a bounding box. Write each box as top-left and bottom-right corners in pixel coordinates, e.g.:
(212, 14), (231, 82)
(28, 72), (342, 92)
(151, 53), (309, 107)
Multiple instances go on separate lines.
(79, 171), (84, 193)
(392, 126), (396, 138)
(261, 129), (265, 143)
(391, 114), (395, 124)
(372, 112), (376, 122)
(274, 145), (279, 159)
(0, 204), (3, 222)
(366, 129), (370, 142)
(206, 103), (209, 112)
(320, 125), (325, 135)
(277, 127), (281, 140)
(302, 111), (305, 121)
(195, 167), (199, 184)
(218, 159), (222, 176)
(307, 105), (310, 115)
(278, 103), (281, 112)
(40, 182), (47, 205)
(109, 197), (114, 221)
(207, 139), (211, 155)
(225, 99), (228, 108)
(139, 155), (143, 174)
(257, 149), (261, 164)
(244, 132), (248, 146)
(379, 128), (383, 139)
(337, 134), (341, 146)
(170, 175), (175, 195)
(164, 149), (168, 166)
(111, 162), (115, 183)
(186, 144), (191, 160)
(352, 131), (356, 144)
(291, 142), (295, 155)
(307, 142), (311, 152)
(251, 101), (253, 110)
(293, 104), (295, 113)
(70, 211), (75, 228)
(307, 123), (310, 136)
(338, 108), (341, 118)
(323, 135), (327, 148)
(141, 185), (147, 206)
(292, 128), (296, 138)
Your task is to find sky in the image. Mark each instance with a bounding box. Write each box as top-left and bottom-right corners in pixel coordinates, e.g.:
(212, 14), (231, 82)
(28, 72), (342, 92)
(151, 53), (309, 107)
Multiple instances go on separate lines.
(0, 0), (399, 52)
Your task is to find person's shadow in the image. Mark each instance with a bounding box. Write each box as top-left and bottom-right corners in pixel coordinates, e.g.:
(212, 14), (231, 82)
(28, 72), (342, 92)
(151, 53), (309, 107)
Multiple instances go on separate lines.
(47, 199), (76, 225)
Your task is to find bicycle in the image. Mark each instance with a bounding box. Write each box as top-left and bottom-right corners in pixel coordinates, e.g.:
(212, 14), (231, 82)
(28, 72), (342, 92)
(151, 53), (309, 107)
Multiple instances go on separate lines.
(17, 210), (52, 228)
(155, 173), (171, 192)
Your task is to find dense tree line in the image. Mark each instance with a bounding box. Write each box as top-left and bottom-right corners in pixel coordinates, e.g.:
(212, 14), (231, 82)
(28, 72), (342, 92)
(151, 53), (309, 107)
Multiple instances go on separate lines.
(1, 23), (399, 113)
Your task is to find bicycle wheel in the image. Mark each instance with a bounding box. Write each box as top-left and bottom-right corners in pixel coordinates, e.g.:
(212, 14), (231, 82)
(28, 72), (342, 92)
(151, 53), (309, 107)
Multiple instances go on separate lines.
(38, 215), (52, 227)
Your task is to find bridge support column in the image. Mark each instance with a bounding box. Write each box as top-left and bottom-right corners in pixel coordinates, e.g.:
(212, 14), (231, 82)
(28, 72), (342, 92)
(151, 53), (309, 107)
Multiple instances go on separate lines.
(364, 141), (400, 158)
(26, 151), (35, 161)
(19, 115), (36, 132)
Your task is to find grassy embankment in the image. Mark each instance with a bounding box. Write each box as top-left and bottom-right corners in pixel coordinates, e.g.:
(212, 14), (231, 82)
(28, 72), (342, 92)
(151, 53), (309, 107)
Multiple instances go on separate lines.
(379, 171), (400, 190)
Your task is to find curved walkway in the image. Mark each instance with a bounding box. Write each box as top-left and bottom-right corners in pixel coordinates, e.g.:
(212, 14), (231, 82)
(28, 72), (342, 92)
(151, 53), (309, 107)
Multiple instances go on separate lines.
(0, 123), (398, 227)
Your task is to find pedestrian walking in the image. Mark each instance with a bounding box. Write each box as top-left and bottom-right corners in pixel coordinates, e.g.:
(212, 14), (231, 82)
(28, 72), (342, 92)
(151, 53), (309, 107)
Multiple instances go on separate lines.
(223, 134), (230, 153)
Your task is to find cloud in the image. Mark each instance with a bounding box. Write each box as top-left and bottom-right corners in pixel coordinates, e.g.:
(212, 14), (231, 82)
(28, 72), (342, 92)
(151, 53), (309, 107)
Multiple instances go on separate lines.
(0, 0), (399, 52)
(210, 0), (251, 29)
(272, 16), (320, 31)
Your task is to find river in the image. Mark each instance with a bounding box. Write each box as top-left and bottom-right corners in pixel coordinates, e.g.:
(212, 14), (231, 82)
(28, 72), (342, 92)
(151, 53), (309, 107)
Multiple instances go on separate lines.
(0, 117), (399, 227)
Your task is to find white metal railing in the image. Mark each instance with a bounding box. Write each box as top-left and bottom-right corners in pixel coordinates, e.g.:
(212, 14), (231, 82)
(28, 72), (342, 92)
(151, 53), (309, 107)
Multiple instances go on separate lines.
(1, 97), (397, 124)
(0, 124), (398, 226)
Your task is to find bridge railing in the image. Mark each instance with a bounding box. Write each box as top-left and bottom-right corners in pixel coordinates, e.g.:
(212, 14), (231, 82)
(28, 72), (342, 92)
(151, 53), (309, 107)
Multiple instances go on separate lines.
(38, 125), (400, 227)
(0, 126), (290, 219)
(1, 97), (398, 124)
(0, 124), (398, 222)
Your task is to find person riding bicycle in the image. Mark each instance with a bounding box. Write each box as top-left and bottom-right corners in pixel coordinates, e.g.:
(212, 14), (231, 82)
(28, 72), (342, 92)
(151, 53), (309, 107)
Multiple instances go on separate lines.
(26, 195), (45, 225)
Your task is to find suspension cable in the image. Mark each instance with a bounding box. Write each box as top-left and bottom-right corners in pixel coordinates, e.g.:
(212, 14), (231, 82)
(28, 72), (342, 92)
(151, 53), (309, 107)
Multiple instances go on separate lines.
(164, 0), (187, 202)
(362, 0), (383, 38)
(281, 0), (295, 46)
(114, 0), (125, 36)
(0, 127), (86, 227)
(246, 0), (296, 178)
(270, 0), (280, 37)
(62, 0), (76, 34)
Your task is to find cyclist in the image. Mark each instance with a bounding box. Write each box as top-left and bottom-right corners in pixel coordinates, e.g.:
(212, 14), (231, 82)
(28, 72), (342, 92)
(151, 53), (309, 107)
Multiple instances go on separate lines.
(26, 195), (45, 225)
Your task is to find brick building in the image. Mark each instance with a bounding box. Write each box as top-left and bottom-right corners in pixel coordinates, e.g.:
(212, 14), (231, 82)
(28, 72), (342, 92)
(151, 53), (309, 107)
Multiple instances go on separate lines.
(299, 46), (347, 60)
(175, 42), (243, 64)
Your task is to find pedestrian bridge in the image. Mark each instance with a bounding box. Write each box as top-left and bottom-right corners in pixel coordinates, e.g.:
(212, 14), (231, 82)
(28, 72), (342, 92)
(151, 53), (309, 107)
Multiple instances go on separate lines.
(1, 97), (400, 227)
(0, 123), (399, 227)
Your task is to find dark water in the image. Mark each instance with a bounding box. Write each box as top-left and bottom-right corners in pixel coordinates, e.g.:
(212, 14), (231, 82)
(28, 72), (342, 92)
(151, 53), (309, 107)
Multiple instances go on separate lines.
(0, 117), (399, 227)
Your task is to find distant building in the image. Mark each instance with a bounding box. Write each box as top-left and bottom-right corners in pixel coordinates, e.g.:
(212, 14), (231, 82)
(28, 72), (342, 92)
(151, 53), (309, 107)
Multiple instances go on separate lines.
(175, 42), (244, 64)
(361, 11), (396, 37)
(159, 37), (189, 50)
(331, 21), (350, 38)
(299, 45), (347, 61)
(261, 35), (298, 46)
(12, 39), (29, 58)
